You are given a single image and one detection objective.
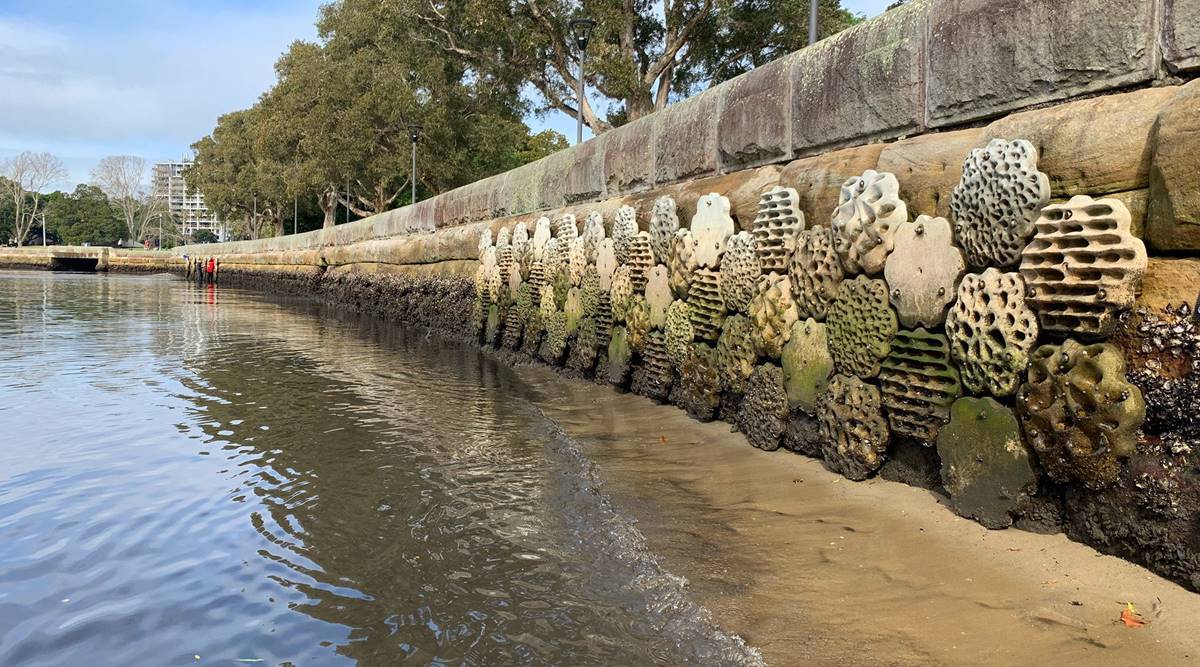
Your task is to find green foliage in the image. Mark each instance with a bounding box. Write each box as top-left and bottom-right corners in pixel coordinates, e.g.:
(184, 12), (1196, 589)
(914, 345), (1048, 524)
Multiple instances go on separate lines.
(191, 229), (219, 244)
(43, 185), (124, 246)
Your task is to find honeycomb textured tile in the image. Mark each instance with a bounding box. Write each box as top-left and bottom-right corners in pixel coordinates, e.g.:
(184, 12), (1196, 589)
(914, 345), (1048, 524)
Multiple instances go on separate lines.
(691, 193), (736, 269)
(753, 186), (804, 273)
(1020, 195), (1148, 338)
(612, 205), (639, 264)
(1017, 339), (1146, 489)
(554, 213), (577, 244)
(595, 239), (618, 291)
(632, 330), (673, 401)
(831, 170), (908, 275)
(626, 295), (651, 353)
(817, 374), (890, 481)
(716, 315), (758, 394)
(512, 221), (531, 271)
(936, 397), (1036, 529)
(568, 237), (587, 286)
(826, 275), (898, 379)
(719, 231), (761, 313)
(540, 311), (569, 363)
(950, 138), (1050, 268)
(628, 231), (655, 293)
(567, 317), (599, 373)
(610, 265), (633, 322)
(582, 211), (605, 261)
(879, 329), (963, 444)
(686, 266), (726, 342)
(945, 269), (1039, 397)
(664, 299), (695, 366)
(607, 326), (633, 385)
(501, 308), (523, 350)
(495, 226), (510, 249)
(748, 272), (798, 358)
(564, 287), (583, 334)
(884, 215), (965, 328)
(736, 364), (789, 451)
(650, 196), (679, 264)
(669, 229), (699, 299)
(532, 216), (552, 260)
(789, 225), (844, 321)
(677, 343), (722, 421)
(645, 264), (672, 329)
(781, 318), (833, 415)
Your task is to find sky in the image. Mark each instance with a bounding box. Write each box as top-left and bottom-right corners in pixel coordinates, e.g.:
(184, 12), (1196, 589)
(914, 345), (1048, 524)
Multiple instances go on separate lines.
(0, 0), (896, 189)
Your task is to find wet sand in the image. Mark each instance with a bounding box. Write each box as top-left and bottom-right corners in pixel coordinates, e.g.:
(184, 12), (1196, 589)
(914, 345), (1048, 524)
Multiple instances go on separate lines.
(522, 366), (1200, 666)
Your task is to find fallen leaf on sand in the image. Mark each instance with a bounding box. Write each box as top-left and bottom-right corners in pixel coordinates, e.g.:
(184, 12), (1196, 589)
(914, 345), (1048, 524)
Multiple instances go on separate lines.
(1120, 602), (1147, 628)
(659, 436), (667, 444)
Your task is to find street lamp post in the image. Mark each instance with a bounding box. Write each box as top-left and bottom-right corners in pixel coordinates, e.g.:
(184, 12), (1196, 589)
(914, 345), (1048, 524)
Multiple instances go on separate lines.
(294, 196), (298, 235)
(252, 191), (258, 236)
(41, 213), (46, 246)
(808, 0), (818, 45)
(408, 124), (423, 205)
(568, 18), (596, 144)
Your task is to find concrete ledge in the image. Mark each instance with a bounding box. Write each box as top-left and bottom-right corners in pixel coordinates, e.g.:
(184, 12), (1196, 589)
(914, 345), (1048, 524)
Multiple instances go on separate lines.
(792, 0), (927, 154)
(926, 0), (1156, 127)
(1165, 0), (1200, 73)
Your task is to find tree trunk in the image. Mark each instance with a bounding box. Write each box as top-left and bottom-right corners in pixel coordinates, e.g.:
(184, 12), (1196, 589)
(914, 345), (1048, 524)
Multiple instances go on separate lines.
(320, 189), (338, 229)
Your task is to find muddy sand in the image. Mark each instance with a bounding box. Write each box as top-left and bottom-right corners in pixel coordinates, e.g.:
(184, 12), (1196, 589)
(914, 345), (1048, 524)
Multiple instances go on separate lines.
(523, 366), (1200, 666)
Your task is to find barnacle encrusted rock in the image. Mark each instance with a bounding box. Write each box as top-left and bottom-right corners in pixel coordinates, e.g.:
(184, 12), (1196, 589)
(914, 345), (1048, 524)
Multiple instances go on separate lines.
(567, 316), (599, 373)
(555, 213), (578, 243)
(719, 231), (761, 313)
(692, 193), (735, 269)
(539, 284), (557, 322)
(753, 186), (804, 273)
(736, 364), (789, 451)
(542, 237), (564, 278)
(612, 205), (639, 264)
(831, 170), (908, 275)
(1020, 195), (1148, 338)
(664, 300), (695, 366)
(748, 272), (798, 358)
(632, 330), (673, 401)
(879, 329), (963, 444)
(568, 237), (587, 287)
(581, 266), (601, 315)
(514, 282), (534, 322)
(826, 276), (898, 379)
(552, 268), (571, 308)
(582, 211), (605, 260)
(817, 374), (890, 481)
(487, 265), (504, 304)
(532, 216), (552, 260)
(564, 287), (583, 335)
(540, 311), (569, 363)
(626, 296), (651, 353)
(781, 318), (833, 414)
(508, 262), (524, 300)
(716, 315), (758, 394)
(521, 309), (543, 356)
(884, 215), (965, 328)
(686, 267), (726, 342)
(676, 343), (722, 421)
(610, 265), (634, 322)
(650, 196), (679, 263)
(607, 326), (633, 385)
(936, 397), (1037, 529)
(628, 231), (655, 292)
(789, 225), (844, 321)
(645, 265), (672, 329)
(1017, 339), (1146, 489)
(595, 239), (618, 291)
(950, 138), (1050, 268)
(945, 269), (1039, 397)
(470, 297), (485, 336)
(669, 229), (699, 299)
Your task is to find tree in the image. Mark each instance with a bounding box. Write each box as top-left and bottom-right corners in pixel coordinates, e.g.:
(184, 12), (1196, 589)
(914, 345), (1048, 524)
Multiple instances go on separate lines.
(188, 109), (283, 238)
(414, 0), (861, 134)
(0, 151), (67, 246)
(191, 229), (219, 244)
(90, 155), (169, 245)
(44, 184), (125, 246)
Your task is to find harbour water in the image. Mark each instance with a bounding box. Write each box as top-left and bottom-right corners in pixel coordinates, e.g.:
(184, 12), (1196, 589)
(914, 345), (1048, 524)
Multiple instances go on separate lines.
(0, 271), (759, 665)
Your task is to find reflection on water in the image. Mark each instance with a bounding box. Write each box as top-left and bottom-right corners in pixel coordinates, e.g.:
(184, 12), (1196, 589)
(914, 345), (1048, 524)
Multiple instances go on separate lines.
(0, 271), (760, 665)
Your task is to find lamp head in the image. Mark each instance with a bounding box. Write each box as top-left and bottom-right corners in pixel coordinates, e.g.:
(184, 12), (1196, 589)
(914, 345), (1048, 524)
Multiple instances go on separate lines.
(408, 123), (424, 143)
(568, 18), (596, 51)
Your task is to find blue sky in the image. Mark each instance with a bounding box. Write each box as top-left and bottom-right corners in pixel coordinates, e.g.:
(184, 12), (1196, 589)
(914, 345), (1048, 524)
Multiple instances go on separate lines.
(0, 0), (895, 188)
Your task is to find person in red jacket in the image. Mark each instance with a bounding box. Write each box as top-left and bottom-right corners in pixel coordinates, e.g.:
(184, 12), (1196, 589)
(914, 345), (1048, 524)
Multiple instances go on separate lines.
(207, 257), (216, 284)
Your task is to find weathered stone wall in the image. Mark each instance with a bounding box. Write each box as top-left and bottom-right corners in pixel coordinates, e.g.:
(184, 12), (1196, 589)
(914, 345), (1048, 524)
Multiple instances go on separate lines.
(0, 247), (181, 273)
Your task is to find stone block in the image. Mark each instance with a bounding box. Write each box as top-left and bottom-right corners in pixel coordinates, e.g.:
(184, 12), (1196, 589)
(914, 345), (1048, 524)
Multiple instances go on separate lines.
(779, 143), (884, 227)
(982, 87), (1178, 198)
(1138, 257), (1200, 312)
(791, 0), (927, 154)
(562, 138), (606, 205)
(492, 159), (545, 219)
(671, 165), (782, 230)
(1165, 0), (1200, 72)
(877, 127), (983, 219)
(1148, 81), (1200, 251)
(603, 115), (655, 195)
(718, 56), (791, 170)
(927, 0), (1156, 127)
(654, 87), (722, 185)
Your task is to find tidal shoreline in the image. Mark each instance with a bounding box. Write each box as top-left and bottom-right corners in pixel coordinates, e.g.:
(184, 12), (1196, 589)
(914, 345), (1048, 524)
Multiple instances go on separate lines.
(523, 364), (1200, 665)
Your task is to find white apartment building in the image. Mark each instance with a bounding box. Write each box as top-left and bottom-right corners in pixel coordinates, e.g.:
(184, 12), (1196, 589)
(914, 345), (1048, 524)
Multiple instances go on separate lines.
(152, 160), (223, 241)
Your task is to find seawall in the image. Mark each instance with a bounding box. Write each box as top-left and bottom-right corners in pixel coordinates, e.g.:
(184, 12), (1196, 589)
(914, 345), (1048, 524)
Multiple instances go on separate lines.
(0, 246), (181, 273)
(11, 0), (1200, 591)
